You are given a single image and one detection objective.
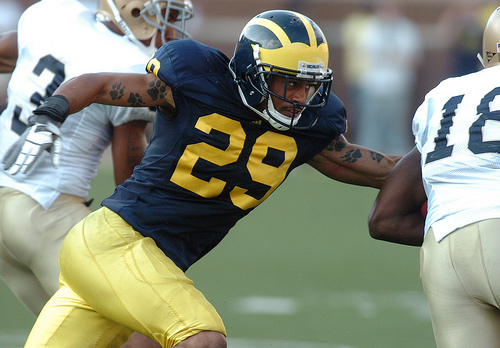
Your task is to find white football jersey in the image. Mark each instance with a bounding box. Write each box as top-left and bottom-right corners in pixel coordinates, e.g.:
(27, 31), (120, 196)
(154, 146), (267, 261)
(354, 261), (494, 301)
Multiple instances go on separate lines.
(0, 0), (154, 209)
(413, 65), (500, 241)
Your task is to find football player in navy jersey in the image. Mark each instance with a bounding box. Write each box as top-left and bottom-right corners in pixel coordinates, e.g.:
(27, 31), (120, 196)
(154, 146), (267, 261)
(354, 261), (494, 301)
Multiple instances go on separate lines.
(369, 6), (500, 348)
(6, 10), (399, 348)
(0, 1), (193, 347)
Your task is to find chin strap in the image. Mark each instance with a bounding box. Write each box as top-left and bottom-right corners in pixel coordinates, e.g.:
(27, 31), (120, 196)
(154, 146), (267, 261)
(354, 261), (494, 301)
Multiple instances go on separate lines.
(102, 0), (156, 54)
(477, 52), (485, 68)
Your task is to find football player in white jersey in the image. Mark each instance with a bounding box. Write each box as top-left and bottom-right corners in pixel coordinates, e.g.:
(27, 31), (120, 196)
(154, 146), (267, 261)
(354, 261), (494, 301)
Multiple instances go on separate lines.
(369, 6), (500, 348)
(0, 0), (192, 346)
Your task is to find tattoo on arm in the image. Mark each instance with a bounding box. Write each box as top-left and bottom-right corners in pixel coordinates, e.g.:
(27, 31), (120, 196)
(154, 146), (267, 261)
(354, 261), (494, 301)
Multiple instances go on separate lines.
(369, 151), (384, 163)
(110, 83), (125, 100)
(324, 137), (360, 163)
(127, 93), (146, 107)
(324, 137), (347, 152)
(148, 78), (168, 101)
(341, 149), (362, 163)
(109, 81), (147, 107)
(324, 137), (384, 164)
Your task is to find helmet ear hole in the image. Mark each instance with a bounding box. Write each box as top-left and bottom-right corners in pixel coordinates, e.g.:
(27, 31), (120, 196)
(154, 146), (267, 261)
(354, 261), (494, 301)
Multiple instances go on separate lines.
(131, 8), (141, 18)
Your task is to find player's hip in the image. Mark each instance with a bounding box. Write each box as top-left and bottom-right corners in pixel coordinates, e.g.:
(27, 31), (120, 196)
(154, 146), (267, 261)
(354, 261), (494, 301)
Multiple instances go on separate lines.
(421, 220), (500, 303)
(0, 187), (89, 260)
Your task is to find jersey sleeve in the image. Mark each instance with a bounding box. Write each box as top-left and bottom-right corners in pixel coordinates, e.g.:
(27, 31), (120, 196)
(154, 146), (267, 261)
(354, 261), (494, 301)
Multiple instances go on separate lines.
(325, 92), (348, 135)
(146, 41), (186, 87)
(103, 105), (154, 127)
(146, 40), (229, 89)
(311, 92), (347, 139)
(412, 96), (430, 154)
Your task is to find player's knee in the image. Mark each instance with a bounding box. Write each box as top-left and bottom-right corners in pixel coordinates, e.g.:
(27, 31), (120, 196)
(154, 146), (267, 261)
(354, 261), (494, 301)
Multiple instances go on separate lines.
(175, 331), (226, 348)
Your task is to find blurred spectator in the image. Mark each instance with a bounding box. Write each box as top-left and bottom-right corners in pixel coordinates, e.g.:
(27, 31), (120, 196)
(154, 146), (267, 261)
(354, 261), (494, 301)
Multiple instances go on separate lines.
(0, 0), (23, 32)
(341, 4), (373, 136)
(439, 0), (497, 77)
(351, 0), (423, 155)
(0, 0), (26, 105)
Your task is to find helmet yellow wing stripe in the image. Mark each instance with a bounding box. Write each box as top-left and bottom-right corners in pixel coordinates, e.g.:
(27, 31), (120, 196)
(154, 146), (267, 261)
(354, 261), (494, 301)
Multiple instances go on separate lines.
(248, 16), (328, 71)
(295, 13), (321, 48)
(247, 17), (320, 48)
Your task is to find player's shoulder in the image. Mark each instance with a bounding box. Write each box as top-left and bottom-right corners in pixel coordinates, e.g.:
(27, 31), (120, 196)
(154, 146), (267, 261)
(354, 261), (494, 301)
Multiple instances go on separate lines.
(155, 39), (229, 74)
(18, 0), (91, 48)
(324, 92), (345, 113)
(160, 39), (221, 56)
(318, 92), (346, 122)
(20, 0), (85, 24)
(302, 92), (346, 136)
(430, 67), (500, 97)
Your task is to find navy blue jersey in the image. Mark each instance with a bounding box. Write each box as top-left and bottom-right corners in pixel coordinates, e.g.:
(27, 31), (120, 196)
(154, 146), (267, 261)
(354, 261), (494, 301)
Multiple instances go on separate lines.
(103, 39), (347, 271)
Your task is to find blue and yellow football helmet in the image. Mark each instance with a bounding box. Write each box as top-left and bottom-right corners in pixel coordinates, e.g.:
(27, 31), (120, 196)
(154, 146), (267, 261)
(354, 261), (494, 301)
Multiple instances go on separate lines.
(230, 10), (333, 130)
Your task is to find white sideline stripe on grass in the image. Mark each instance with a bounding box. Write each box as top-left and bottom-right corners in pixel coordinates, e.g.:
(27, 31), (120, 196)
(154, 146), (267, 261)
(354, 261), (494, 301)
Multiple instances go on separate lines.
(233, 296), (299, 315)
(0, 291), (428, 347)
(323, 290), (430, 320)
(232, 290), (430, 320)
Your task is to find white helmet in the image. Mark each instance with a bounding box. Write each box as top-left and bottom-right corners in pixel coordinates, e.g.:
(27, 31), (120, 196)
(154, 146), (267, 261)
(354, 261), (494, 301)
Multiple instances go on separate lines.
(97, 0), (193, 52)
(479, 6), (500, 68)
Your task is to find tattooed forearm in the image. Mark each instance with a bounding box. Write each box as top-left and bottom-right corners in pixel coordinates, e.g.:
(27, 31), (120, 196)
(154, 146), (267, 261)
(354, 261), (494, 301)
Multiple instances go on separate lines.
(323, 136), (386, 164)
(323, 138), (361, 163)
(110, 82), (125, 100)
(341, 149), (362, 163)
(339, 149), (385, 164)
(127, 93), (146, 107)
(324, 136), (347, 152)
(109, 80), (153, 107)
(369, 151), (384, 163)
(148, 78), (168, 101)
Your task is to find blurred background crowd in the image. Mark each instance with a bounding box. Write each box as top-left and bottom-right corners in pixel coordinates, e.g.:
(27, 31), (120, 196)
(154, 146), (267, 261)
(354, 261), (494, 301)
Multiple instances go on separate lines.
(1, 0), (496, 155)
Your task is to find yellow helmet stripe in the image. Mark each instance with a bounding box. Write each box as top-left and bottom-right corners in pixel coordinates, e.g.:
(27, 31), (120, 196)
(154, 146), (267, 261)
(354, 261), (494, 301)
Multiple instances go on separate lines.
(295, 12), (319, 48)
(247, 16), (319, 49)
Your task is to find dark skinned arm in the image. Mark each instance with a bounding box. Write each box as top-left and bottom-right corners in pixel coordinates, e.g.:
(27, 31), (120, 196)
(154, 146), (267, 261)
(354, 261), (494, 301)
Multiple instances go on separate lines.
(110, 120), (149, 185)
(54, 72), (175, 114)
(368, 146), (427, 246)
(308, 134), (401, 188)
(0, 31), (18, 73)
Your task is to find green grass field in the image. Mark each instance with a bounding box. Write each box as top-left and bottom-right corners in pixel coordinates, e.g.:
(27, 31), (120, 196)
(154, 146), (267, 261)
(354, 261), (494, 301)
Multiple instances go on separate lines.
(0, 163), (436, 347)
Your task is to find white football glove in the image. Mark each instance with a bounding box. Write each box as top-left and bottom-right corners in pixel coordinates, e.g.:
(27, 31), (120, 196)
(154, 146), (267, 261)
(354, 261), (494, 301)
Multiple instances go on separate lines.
(2, 116), (62, 175)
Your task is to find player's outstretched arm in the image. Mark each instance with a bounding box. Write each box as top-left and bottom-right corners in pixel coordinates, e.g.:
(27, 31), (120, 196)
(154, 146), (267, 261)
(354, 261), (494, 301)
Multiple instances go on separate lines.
(55, 72), (175, 114)
(308, 134), (401, 188)
(368, 147), (426, 246)
(2, 72), (174, 174)
(0, 30), (18, 73)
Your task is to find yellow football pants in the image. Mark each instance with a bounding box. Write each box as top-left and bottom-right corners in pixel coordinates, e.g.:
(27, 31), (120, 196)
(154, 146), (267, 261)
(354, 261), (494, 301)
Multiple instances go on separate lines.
(25, 207), (226, 347)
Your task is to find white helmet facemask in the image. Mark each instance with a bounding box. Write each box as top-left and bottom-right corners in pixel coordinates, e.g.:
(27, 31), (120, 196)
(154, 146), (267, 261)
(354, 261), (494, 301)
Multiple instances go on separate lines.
(141, 0), (192, 41)
(97, 0), (193, 55)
